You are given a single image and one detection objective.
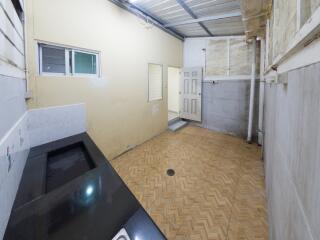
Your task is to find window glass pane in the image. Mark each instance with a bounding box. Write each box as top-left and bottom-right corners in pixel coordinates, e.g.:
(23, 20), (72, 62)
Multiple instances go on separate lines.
(74, 52), (97, 74)
(42, 46), (65, 73)
(148, 64), (163, 101)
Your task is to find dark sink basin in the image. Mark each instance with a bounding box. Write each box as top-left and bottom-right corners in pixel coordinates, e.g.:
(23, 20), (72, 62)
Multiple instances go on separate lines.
(46, 142), (95, 193)
(6, 133), (167, 240)
(12, 134), (103, 209)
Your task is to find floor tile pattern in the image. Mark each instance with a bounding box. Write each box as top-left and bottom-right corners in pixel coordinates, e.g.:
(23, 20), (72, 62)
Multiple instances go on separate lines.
(111, 126), (268, 240)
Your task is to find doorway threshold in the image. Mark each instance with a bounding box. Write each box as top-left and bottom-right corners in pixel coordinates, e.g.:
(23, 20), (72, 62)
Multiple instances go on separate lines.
(168, 120), (188, 132)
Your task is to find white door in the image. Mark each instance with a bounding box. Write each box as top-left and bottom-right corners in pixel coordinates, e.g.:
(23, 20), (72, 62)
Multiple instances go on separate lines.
(179, 68), (202, 122)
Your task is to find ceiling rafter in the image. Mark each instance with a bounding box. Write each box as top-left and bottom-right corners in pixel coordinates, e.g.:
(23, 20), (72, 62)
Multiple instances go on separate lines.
(165, 11), (242, 27)
(108, 0), (185, 40)
(175, 0), (213, 36)
(109, 0), (245, 38)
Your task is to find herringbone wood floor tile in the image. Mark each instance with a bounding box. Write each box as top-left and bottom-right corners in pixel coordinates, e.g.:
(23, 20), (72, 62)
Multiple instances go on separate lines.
(111, 126), (268, 240)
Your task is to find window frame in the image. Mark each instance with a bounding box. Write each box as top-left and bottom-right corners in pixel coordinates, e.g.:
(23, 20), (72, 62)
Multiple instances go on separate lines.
(148, 63), (163, 102)
(72, 49), (99, 77)
(39, 44), (67, 76)
(38, 42), (100, 77)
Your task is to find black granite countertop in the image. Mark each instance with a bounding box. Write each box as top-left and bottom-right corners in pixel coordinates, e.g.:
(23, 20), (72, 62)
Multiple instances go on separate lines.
(4, 133), (166, 240)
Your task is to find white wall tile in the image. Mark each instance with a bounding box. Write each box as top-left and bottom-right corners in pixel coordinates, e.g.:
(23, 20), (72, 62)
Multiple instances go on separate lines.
(28, 103), (86, 147)
(1, 99), (86, 238)
(0, 112), (29, 239)
(0, 76), (27, 140)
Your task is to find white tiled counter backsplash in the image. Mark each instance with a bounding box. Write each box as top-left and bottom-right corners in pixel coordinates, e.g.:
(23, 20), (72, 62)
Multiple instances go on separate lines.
(28, 103), (86, 147)
(0, 112), (29, 239)
(0, 103), (86, 239)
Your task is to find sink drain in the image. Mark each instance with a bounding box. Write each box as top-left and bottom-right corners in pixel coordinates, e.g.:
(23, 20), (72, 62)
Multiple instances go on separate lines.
(167, 169), (175, 176)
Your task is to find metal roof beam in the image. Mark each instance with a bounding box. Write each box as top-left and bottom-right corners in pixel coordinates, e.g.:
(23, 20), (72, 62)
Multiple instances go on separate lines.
(175, 0), (213, 36)
(108, 0), (185, 40)
(165, 11), (242, 27)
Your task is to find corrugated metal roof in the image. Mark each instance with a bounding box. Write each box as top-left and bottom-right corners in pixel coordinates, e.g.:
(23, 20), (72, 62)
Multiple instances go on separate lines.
(185, 0), (240, 17)
(174, 22), (208, 36)
(204, 16), (244, 36)
(112, 0), (245, 38)
(135, 0), (192, 24)
(134, 0), (244, 37)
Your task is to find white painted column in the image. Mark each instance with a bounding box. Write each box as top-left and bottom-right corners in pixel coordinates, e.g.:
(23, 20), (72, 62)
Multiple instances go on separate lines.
(258, 38), (266, 145)
(247, 38), (257, 143)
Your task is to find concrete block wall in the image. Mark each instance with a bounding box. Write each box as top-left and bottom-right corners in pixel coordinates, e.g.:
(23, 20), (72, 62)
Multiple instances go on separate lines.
(199, 80), (259, 140)
(184, 38), (260, 140)
(264, 62), (320, 240)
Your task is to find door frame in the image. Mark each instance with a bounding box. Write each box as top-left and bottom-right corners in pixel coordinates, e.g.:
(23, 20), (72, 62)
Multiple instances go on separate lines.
(167, 65), (182, 116)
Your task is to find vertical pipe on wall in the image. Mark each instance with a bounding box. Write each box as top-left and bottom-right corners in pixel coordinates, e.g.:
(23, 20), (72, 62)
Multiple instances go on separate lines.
(22, 4), (29, 95)
(247, 38), (257, 143)
(227, 38), (230, 76)
(258, 38), (266, 145)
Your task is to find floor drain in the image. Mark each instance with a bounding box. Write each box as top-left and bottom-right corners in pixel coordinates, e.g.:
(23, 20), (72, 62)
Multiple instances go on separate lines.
(167, 169), (175, 176)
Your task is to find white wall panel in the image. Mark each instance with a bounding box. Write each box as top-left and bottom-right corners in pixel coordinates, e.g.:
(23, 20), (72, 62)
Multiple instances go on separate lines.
(0, 1), (26, 238)
(0, 58), (25, 78)
(265, 63), (320, 240)
(0, 76), (26, 139)
(183, 38), (206, 68)
(0, 8), (24, 53)
(0, 112), (29, 240)
(0, 75), (27, 240)
(0, 0), (25, 78)
(0, 32), (24, 69)
(0, 0), (23, 37)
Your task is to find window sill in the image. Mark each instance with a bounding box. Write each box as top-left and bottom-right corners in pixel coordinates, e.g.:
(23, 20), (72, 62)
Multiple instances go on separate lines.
(38, 73), (100, 79)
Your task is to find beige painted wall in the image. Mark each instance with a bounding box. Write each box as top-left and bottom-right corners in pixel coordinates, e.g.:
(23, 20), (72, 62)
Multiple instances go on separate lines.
(167, 67), (180, 113)
(25, 0), (183, 159)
